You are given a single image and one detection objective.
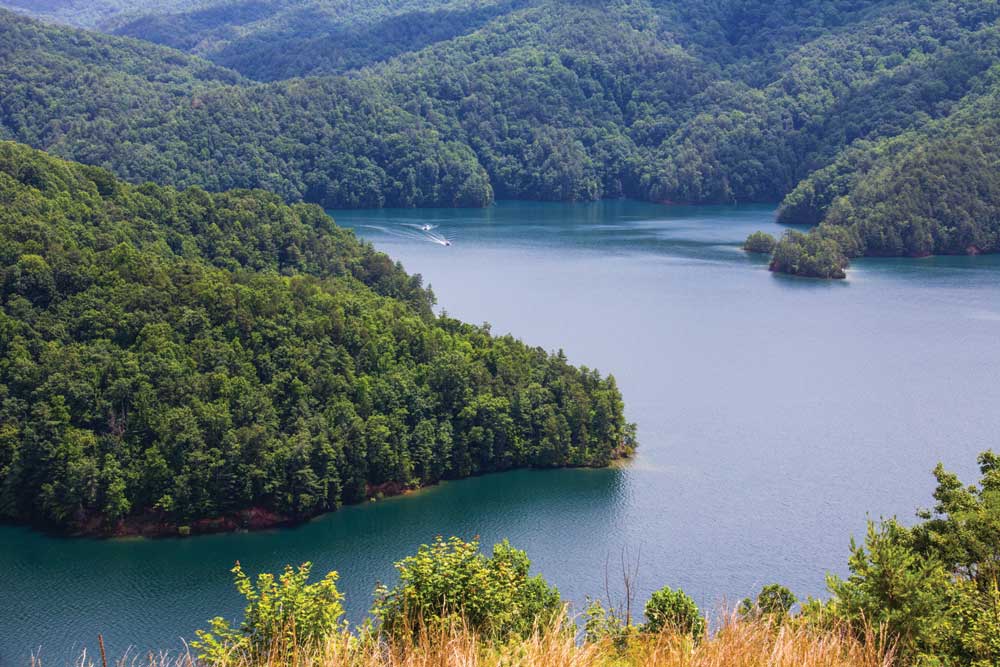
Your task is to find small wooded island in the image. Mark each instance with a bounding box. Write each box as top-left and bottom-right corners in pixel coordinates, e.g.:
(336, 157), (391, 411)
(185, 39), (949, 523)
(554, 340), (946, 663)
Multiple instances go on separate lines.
(0, 143), (635, 536)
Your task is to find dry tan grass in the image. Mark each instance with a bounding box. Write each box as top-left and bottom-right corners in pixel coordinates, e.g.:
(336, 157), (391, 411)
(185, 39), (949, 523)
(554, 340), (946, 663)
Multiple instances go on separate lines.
(66, 614), (893, 667)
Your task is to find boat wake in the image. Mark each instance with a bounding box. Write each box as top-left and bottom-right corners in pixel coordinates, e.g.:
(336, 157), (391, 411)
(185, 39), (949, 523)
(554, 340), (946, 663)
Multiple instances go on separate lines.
(425, 231), (452, 246)
(358, 224), (453, 247)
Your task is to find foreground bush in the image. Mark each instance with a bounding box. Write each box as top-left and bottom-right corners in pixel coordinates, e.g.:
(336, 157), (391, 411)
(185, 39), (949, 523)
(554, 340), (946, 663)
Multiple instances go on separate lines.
(193, 563), (345, 663)
(642, 586), (705, 641)
(372, 537), (562, 641)
(739, 584), (798, 622)
(826, 452), (1000, 666)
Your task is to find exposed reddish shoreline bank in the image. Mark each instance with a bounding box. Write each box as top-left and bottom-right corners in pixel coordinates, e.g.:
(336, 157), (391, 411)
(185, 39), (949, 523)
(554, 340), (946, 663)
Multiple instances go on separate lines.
(76, 506), (297, 538)
(36, 459), (630, 538)
(65, 481), (417, 538)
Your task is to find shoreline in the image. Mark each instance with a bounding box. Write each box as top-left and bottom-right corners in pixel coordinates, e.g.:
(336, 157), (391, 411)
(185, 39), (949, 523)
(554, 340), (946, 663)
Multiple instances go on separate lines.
(65, 480), (430, 539)
(16, 457), (634, 540)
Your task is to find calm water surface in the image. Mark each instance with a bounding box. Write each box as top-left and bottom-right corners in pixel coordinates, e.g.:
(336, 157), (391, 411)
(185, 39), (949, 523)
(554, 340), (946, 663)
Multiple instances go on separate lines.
(3, 200), (1000, 665)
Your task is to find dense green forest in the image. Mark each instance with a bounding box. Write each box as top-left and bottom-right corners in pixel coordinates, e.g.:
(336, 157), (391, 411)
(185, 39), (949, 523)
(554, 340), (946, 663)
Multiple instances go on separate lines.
(112, 0), (530, 80)
(1, 0), (998, 266)
(0, 142), (635, 533)
(0, 0), (205, 28)
(0, 9), (494, 209)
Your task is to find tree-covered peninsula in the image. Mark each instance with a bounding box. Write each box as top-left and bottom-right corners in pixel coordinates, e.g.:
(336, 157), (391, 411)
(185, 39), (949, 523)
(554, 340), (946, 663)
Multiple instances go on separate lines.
(0, 142), (635, 535)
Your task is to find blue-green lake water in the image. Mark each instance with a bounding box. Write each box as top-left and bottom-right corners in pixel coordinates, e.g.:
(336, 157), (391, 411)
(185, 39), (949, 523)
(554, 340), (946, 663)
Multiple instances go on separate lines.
(3, 200), (1000, 665)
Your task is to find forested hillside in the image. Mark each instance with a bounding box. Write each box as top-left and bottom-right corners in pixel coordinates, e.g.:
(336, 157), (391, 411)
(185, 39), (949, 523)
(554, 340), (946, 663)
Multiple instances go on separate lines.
(113, 0), (530, 80)
(0, 0), (205, 28)
(0, 10), (493, 209)
(360, 0), (1000, 203)
(1, 0), (998, 265)
(747, 67), (1000, 277)
(0, 142), (634, 534)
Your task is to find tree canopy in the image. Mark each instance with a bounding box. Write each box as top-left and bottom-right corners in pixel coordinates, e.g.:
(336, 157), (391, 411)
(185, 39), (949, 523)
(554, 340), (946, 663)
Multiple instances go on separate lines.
(0, 142), (635, 533)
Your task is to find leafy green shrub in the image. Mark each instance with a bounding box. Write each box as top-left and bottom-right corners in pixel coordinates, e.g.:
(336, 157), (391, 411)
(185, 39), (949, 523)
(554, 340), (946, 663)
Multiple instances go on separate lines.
(827, 452), (1000, 665)
(583, 599), (635, 648)
(372, 536), (562, 640)
(193, 562), (345, 663)
(743, 231), (777, 254)
(952, 579), (1000, 665)
(827, 520), (953, 663)
(643, 586), (705, 640)
(739, 584), (797, 620)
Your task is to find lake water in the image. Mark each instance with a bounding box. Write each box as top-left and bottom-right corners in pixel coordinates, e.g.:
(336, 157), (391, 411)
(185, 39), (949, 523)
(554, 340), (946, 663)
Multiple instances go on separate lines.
(3, 200), (1000, 666)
